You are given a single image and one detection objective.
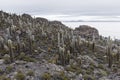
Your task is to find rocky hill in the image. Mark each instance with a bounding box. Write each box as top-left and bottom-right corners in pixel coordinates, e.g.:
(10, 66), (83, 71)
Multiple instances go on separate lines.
(0, 11), (120, 80)
(74, 25), (99, 40)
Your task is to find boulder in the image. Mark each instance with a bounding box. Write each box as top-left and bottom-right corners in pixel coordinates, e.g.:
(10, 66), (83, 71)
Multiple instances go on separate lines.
(0, 59), (4, 64)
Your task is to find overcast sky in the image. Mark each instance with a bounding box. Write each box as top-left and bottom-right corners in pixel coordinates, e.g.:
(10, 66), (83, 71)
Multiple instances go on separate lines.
(0, 0), (120, 15)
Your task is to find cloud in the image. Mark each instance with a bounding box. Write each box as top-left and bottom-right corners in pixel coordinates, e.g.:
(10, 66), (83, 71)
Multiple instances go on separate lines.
(0, 0), (120, 15)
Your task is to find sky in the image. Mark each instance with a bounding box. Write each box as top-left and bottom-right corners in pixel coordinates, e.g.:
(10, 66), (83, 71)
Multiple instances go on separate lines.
(0, 0), (120, 16)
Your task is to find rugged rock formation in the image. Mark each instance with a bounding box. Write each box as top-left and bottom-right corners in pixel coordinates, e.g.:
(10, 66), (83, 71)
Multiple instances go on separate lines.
(74, 25), (99, 40)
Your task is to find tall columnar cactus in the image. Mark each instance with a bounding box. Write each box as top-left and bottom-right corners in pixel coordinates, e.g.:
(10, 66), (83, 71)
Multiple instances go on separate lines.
(19, 18), (22, 28)
(58, 46), (65, 65)
(59, 28), (64, 46)
(27, 28), (33, 54)
(29, 34), (35, 55)
(66, 50), (70, 65)
(21, 42), (26, 52)
(11, 25), (16, 38)
(70, 36), (76, 54)
(107, 36), (113, 68)
(0, 36), (4, 49)
(41, 24), (44, 35)
(71, 30), (74, 39)
(116, 46), (120, 62)
(92, 33), (95, 52)
(6, 28), (11, 38)
(78, 36), (81, 46)
(57, 32), (60, 47)
(16, 35), (21, 55)
(75, 36), (81, 53)
(7, 39), (14, 62)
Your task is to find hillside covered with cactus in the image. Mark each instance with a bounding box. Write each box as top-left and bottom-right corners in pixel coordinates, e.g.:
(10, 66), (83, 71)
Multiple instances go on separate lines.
(0, 11), (120, 80)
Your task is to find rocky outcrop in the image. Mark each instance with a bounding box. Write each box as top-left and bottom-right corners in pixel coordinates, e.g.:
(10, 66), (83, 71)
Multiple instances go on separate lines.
(74, 25), (99, 40)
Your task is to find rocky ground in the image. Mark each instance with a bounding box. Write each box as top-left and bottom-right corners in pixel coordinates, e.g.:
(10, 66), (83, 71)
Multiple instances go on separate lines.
(0, 11), (120, 80)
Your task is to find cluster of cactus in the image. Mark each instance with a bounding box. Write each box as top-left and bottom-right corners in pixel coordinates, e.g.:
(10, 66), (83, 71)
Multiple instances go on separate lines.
(0, 12), (42, 61)
(106, 36), (120, 68)
(26, 28), (35, 54)
(57, 29), (83, 65)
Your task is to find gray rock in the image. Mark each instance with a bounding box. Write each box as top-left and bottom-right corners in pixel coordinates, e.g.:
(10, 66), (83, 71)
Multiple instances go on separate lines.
(15, 60), (27, 65)
(75, 74), (84, 80)
(0, 59), (4, 64)
(82, 55), (98, 67)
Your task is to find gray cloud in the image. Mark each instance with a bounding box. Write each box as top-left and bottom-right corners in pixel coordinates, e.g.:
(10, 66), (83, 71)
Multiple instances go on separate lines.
(0, 0), (120, 15)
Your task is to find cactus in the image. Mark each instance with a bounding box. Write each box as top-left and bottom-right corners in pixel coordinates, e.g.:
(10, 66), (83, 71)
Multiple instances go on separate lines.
(27, 28), (33, 54)
(58, 46), (65, 65)
(107, 36), (113, 68)
(18, 18), (22, 28)
(21, 42), (26, 52)
(11, 25), (16, 38)
(78, 36), (81, 46)
(29, 35), (35, 55)
(116, 46), (120, 62)
(7, 39), (14, 62)
(61, 31), (64, 47)
(71, 30), (74, 39)
(0, 36), (4, 49)
(70, 36), (76, 54)
(6, 28), (11, 39)
(92, 33), (95, 52)
(66, 50), (70, 65)
(16, 35), (21, 55)
(57, 32), (60, 47)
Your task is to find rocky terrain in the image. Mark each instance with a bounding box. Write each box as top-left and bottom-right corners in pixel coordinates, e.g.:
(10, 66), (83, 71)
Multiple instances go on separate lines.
(0, 11), (120, 80)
